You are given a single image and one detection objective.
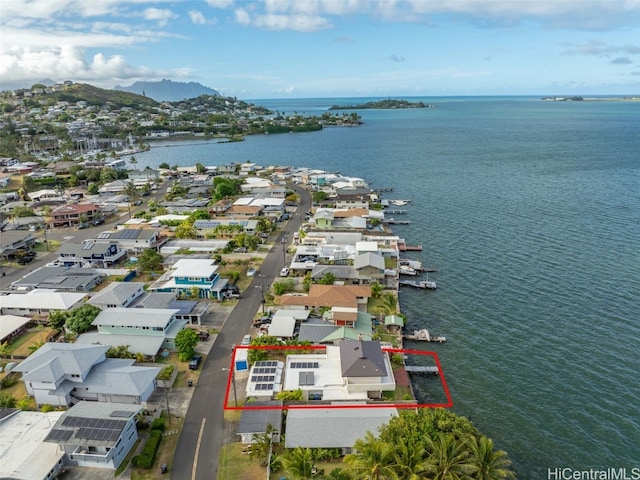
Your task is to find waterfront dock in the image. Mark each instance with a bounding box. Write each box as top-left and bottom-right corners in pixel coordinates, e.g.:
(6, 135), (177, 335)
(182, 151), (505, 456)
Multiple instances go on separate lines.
(403, 328), (446, 343)
(399, 279), (436, 290)
(405, 366), (440, 375)
(397, 239), (422, 251)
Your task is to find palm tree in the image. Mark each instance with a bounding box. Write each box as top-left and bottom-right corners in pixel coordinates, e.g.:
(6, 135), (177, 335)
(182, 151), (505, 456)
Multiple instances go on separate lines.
(424, 435), (475, 480)
(344, 431), (399, 480)
(375, 292), (398, 317)
(467, 436), (515, 480)
(129, 155), (138, 170)
(281, 447), (315, 480)
(394, 443), (427, 480)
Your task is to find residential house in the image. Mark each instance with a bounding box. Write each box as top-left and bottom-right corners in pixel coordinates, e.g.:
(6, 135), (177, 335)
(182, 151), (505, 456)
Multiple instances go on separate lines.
(0, 314), (32, 344)
(236, 401), (283, 444)
(11, 266), (105, 292)
(87, 282), (146, 309)
(13, 343), (160, 407)
(0, 409), (66, 480)
(93, 228), (166, 252)
(297, 312), (373, 345)
(285, 407), (397, 454)
(209, 198), (233, 216)
(49, 204), (101, 228)
(58, 241), (126, 268)
(158, 198), (209, 214)
(131, 291), (209, 325)
(279, 340), (395, 402)
(0, 290), (87, 316)
(149, 258), (225, 299)
(353, 251), (386, 284)
(193, 219), (258, 237)
(76, 307), (187, 358)
(0, 230), (36, 258)
(279, 284), (372, 318)
(44, 401), (141, 470)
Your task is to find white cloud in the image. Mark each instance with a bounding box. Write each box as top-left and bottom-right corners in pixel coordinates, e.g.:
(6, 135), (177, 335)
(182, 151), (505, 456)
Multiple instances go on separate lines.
(189, 10), (207, 25)
(207, 0), (235, 8)
(252, 13), (331, 32)
(143, 7), (177, 27)
(234, 8), (251, 25)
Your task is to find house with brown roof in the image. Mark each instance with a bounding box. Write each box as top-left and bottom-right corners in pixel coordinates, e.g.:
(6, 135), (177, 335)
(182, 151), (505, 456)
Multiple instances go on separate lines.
(49, 204), (101, 228)
(279, 284), (371, 318)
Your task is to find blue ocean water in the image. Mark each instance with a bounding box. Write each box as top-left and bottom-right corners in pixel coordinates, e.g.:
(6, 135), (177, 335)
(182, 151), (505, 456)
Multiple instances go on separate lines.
(134, 97), (640, 477)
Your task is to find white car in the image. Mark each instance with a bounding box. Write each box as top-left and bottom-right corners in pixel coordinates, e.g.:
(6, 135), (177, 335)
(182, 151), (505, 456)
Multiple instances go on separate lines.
(280, 267), (290, 277)
(247, 268), (256, 277)
(241, 334), (252, 346)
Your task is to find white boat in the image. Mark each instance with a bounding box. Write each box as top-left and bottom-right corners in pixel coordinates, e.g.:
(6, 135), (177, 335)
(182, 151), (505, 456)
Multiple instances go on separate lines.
(399, 265), (417, 276)
(391, 200), (410, 206)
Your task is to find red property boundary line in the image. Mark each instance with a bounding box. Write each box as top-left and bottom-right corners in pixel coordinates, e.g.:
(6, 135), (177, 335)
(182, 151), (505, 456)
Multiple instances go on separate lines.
(223, 345), (453, 411)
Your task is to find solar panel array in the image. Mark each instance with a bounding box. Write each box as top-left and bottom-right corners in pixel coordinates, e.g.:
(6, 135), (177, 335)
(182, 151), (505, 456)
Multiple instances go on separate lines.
(299, 371), (315, 386)
(253, 367), (277, 374)
(110, 410), (135, 418)
(255, 360), (278, 367)
(251, 375), (275, 383)
(45, 429), (73, 442)
(115, 229), (141, 239)
(255, 383), (274, 391)
(77, 426), (122, 442)
(290, 361), (319, 369)
(60, 416), (127, 443)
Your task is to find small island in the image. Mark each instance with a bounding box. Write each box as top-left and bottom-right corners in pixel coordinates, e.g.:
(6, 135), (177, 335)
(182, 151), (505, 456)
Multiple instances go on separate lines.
(329, 98), (434, 110)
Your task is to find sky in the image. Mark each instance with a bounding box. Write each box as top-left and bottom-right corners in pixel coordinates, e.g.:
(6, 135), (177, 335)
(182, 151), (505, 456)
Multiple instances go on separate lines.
(2, 0), (640, 99)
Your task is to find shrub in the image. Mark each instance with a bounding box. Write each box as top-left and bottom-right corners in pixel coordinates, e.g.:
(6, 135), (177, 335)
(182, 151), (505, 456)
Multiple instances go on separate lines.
(0, 392), (16, 408)
(133, 429), (162, 468)
(41, 404), (55, 412)
(150, 417), (166, 432)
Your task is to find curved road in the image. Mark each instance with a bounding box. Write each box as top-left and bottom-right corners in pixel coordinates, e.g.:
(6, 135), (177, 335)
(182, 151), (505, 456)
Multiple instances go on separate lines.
(171, 184), (310, 480)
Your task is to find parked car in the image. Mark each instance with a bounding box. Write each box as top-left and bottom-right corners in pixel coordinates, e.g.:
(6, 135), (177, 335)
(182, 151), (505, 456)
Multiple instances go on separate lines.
(234, 247), (248, 253)
(247, 268), (256, 277)
(280, 267), (290, 277)
(197, 331), (210, 341)
(241, 334), (252, 346)
(77, 222), (89, 229)
(188, 355), (202, 370)
(225, 291), (241, 299)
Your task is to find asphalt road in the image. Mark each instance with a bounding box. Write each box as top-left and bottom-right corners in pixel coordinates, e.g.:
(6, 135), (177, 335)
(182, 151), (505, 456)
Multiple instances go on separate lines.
(171, 184), (310, 480)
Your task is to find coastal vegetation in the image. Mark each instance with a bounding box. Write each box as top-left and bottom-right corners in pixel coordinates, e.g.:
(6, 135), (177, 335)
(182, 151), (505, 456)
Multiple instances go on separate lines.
(329, 98), (432, 110)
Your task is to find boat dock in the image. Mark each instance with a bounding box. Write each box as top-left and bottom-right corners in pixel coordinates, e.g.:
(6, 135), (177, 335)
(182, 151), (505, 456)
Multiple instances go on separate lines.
(403, 328), (446, 343)
(405, 366), (440, 375)
(385, 209), (407, 214)
(387, 219), (411, 225)
(399, 279), (436, 290)
(398, 240), (423, 251)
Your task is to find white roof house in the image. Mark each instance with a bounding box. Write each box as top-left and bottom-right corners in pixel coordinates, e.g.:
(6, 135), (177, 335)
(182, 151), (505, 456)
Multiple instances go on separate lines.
(0, 314), (31, 343)
(87, 282), (146, 309)
(0, 289), (86, 316)
(0, 410), (66, 480)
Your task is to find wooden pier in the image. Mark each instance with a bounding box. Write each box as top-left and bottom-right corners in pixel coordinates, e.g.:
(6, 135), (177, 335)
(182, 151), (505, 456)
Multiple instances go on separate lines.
(399, 279), (437, 290)
(387, 219), (411, 225)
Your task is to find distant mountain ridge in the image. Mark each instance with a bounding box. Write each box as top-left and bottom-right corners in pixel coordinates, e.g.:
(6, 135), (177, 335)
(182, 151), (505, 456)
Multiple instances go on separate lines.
(114, 79), (220, 101)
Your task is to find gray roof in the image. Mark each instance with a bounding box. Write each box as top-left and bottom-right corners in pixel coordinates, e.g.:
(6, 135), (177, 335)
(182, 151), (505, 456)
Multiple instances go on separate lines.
(93, 308), (179, 328)
(88, 282), (145, 307)
(131, 292), (176, 309)
(11, 266), (104, 291)
(75, 332), (165, 357)
(237, 401), (283, 436)
(354, 252), (385, 270)
(310, 264), (357, 280)
(297, 324), (340, 344)
(74, 358), (161, 397)
(94, 229), (157, 241)
(13, 343), (109, 382)
(338, 340), (387, 378)
(285, 407), (397, 449)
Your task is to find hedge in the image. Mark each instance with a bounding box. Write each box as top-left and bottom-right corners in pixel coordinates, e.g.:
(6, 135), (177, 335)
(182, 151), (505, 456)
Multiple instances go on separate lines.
(133, 429), (162, 469)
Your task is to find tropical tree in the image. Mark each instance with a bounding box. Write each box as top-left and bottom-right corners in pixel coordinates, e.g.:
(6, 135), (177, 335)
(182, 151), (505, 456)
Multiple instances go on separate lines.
(343, 431), (399, 480)
(423, 435), (475, 480)
(393, 443), (428, 480)
(175, 220), (198, 239)
(175, 328), (199, 361)
(138, 248), (163, 272)
(375, 292), (398, 317)
(251, 423), (278, 466)
(129, 156), (138, 170)
(370, 281), (383, 299)
(467, 435), (515, 480)
(281, 447), (315, 480)
(65, 304), (101, 334)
